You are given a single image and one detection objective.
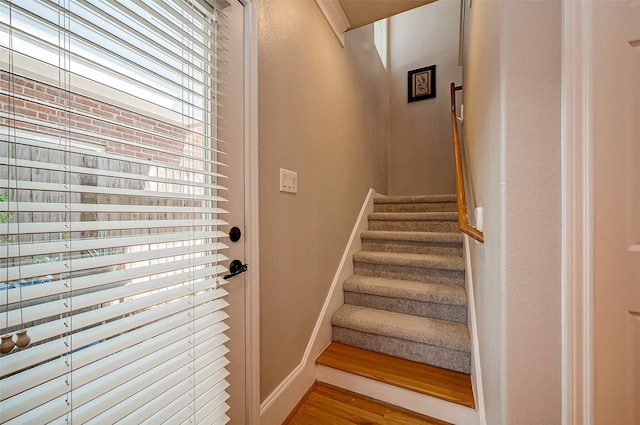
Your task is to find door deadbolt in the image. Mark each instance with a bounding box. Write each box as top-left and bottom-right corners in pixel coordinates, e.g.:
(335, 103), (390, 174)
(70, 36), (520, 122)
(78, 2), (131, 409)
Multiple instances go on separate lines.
(229, 227), (242, 242)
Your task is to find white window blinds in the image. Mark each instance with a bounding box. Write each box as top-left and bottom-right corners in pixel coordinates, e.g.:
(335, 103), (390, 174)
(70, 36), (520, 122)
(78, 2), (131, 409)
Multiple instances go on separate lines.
(0, 0), (232, 423)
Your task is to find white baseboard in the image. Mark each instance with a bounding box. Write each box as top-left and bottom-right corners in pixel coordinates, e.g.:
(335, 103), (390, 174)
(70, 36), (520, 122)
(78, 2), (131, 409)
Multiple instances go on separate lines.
(259, 188), (377, 425)
(317, 365), (478, 425)
(465, 235), (486, 425)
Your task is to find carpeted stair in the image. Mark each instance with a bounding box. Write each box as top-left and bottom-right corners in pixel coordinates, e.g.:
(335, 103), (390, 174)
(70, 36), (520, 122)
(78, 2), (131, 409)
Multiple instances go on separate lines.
(331, 195), (471, 374)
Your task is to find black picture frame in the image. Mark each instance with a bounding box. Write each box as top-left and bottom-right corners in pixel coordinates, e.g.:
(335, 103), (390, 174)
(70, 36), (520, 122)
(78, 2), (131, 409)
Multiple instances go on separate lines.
(408, 65), (436, 102)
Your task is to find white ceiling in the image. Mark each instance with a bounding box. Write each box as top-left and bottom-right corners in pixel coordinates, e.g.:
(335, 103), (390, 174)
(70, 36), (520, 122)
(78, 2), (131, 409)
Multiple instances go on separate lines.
(338, 0), (436, 30)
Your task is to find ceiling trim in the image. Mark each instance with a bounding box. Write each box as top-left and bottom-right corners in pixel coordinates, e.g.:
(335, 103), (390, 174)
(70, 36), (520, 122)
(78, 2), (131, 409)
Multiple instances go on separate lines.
(315, 0), (350, 47)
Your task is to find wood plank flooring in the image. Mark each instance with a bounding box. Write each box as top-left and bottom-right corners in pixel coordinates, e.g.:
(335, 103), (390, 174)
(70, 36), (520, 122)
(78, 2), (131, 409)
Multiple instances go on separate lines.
(316, 342), (475, 409)
(283, 382), (452, 425)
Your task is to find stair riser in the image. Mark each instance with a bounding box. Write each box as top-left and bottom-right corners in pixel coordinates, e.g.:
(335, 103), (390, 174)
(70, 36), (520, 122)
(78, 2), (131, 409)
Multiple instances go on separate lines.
(374, 202), (458, 213)
(344, 292), (468, 324)
(353, 262), (464, 286)
(361, 240), (463, 257)
(368, 221), (459, 232)
(332, 327), (471, 374)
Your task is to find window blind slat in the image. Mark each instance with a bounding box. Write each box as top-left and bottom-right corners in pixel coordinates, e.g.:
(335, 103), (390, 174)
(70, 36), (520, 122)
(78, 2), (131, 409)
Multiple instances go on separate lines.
(0, 286), (229, 376)
(2, 218), (228, 236)
(0, 109), (227, 162)
(2, 0), (218, 110)
(2, 260), (229, 329)
(65, 333), (230, 424)
(3, 257), (228, 305)
(80, 344), (230, 424)
(128, 0), (216, 45)
(0, 95), (228, 156)
(193, 382), (233, 422)
(1, 231), (228, 258)
(198, 399), (232, 425)
(2, 277), (227, 347)
(0, 157), (228, 191)
(77, 0), (215, 68)
(0, 136), (229, 179)
(0, 18), (213, 106)
(49, 332), (229, 424)
(0, 303), (228, 403)
(170, 392), (230, 425)
(0, 317), (229, 422)
(140, 375), (230, 424)
(6, 341), (229, 424)
(1, 244), (227, 282)
(0, 174), (227, 198)
(0, 112), (220, 163)
(119, 364), (229, 424)
(0, 202), (228, 215)
(0, 181), (227, 204)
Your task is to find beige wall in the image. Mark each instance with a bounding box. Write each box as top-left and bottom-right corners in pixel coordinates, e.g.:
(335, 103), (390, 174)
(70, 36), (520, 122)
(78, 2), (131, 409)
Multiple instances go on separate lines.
(388, 0), (461, 196)
(258, 0), (389, 401)
(463, 0), (562, 424)
(463, 1), (503, 422)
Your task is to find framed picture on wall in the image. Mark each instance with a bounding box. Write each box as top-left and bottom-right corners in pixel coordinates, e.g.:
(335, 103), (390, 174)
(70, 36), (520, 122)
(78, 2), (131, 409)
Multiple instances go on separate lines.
(408, 65), (436, 102)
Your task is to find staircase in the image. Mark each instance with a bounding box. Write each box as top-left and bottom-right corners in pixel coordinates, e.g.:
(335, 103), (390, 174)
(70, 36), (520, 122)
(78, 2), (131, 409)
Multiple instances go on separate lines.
(311, 194), (475, 423)
(330, 194), (471, 374)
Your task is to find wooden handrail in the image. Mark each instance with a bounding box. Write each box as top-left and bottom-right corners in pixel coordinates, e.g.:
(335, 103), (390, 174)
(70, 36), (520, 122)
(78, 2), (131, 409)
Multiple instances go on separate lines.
(450, 82), (484, 243)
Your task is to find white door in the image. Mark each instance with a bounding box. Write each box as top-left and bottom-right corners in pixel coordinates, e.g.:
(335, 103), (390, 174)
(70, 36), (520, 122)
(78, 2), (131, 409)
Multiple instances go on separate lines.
(219, 1), (250, 423)
(592, 1), (640, 423)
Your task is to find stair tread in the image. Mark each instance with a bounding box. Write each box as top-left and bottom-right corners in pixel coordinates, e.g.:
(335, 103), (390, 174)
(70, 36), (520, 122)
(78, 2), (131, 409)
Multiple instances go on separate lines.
(331, 305), (470, 352)
(354, 251), (465, 271)
(316, 342), (475, 409)
(344, 275), (467, 306)
(369, 212), (458, 221)
(374, 195), (457, 204)
(361, 230), (463, 244)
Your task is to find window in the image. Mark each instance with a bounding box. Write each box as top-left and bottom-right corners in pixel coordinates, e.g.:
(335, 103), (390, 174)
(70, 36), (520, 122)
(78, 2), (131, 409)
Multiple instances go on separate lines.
(1, 0), (232, 423)
(374, 18), (388, 69)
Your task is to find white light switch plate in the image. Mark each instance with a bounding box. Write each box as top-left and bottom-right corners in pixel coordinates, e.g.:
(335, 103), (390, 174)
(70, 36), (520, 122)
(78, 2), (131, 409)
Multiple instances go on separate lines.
(279, 168), (297, 194)
(475, 207), (483, 231)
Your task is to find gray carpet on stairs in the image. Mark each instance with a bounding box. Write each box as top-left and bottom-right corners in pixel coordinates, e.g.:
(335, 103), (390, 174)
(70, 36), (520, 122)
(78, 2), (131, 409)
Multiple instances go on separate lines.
(332, 304), (471, 373)
(343, 275), (468, 324)
(362, 230), (462, 242)
(361, 230), (463, 256)
(368, 212), (460, 232)
(331, 194), (472, 375)
(353, 251), (465, 286)
(373, 194), (458, 204)
(374, 202), (459, 213)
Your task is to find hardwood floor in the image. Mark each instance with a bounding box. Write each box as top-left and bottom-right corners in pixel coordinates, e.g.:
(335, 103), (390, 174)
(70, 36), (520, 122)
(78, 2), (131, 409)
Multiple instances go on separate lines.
(316, 342), (475, 409)
(283, 382), (452, 425)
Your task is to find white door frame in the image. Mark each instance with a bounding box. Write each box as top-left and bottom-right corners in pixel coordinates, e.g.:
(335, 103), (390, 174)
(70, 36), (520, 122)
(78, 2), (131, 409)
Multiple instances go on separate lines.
(243, 0), (261, 423)
(562, 1), (594, 424)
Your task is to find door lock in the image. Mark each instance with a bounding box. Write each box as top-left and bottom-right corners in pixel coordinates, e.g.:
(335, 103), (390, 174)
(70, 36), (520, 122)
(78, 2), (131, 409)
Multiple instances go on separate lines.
(229, 227), (242, 242)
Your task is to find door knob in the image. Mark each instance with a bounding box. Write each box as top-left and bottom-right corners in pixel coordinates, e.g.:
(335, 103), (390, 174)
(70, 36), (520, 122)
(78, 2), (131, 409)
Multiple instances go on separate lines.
(223, 259), (248, 280)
